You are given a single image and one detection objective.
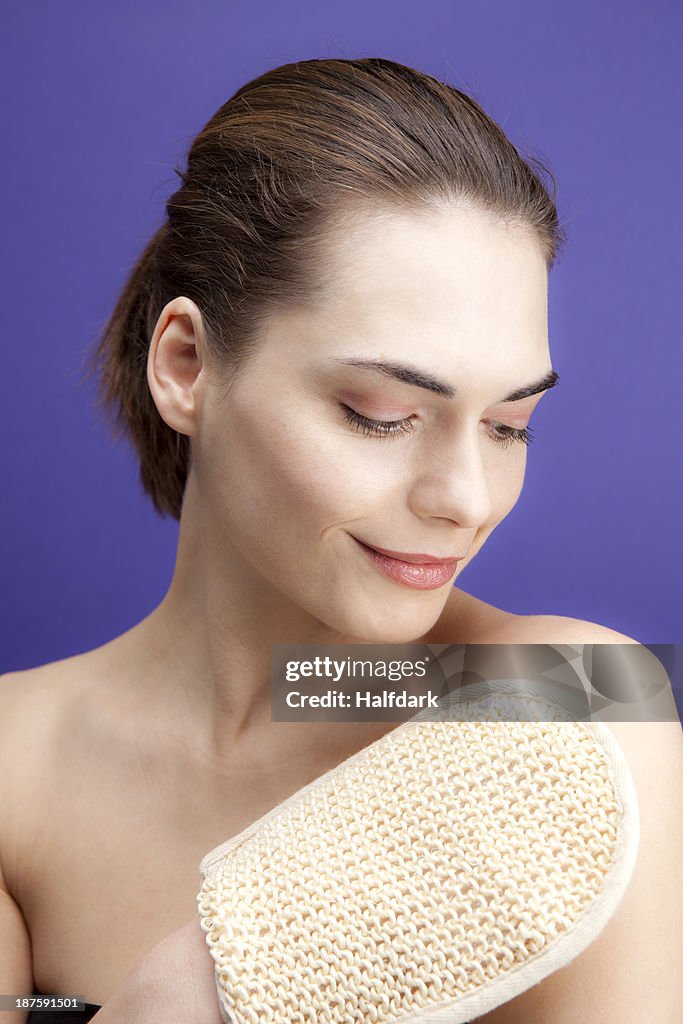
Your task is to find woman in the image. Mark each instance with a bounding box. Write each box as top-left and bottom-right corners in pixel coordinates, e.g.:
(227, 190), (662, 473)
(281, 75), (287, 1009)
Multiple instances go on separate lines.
(0, 58), (680, 1023)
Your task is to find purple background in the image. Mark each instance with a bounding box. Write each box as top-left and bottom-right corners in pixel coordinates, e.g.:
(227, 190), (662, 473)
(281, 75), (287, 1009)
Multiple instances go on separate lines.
(2, 0), (681, 675)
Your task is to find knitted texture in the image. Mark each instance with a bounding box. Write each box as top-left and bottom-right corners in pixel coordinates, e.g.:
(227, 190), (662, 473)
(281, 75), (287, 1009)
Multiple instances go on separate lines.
(197, 717), (639, 1024)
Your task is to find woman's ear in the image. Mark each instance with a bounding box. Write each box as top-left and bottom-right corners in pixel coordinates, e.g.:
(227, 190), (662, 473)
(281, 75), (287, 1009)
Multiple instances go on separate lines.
(147, 296), (206, 437)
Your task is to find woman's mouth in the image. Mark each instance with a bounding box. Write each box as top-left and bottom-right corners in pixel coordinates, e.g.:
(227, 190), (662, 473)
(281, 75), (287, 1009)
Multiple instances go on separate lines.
(351, 537), (463, 591)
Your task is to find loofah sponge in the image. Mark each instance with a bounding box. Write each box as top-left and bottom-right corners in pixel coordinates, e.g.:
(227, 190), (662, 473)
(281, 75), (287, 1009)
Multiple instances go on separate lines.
(197, 703), (639, 1024)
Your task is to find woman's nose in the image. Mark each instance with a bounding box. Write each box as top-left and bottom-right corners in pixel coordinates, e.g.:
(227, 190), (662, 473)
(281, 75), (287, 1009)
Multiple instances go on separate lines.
(408, 430), (493, 529)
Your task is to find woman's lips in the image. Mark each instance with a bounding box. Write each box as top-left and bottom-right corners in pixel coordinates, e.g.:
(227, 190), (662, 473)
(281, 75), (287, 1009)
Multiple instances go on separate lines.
(352, 537), (462, 591)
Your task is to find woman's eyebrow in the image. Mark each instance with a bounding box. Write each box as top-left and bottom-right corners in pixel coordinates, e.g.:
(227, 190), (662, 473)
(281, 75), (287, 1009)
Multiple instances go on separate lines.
(333, 358), (560, 402)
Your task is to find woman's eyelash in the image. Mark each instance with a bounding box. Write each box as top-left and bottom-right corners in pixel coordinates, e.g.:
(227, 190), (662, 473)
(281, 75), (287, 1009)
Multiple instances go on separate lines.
(341, 405), (534, 447)
(343, 405), (415, 437)
(492, 423), (535, 448)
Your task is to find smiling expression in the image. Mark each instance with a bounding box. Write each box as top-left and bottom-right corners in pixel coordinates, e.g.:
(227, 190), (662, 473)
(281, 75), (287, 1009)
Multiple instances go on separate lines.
(189, 202), (556, 642)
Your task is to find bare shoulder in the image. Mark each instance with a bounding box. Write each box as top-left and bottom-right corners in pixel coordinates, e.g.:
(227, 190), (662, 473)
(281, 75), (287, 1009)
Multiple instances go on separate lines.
(436, 588), (642, 646)
(0, 663), (70, 898)
(0, 654), (107, 849)
(0, 643), (130, 776)
(0, 658), (90, 796)
(0, 627), (143, 724)
(0, 662), (66, 752)
(480, 608), (640, 645)
(0, 654), (92, 732)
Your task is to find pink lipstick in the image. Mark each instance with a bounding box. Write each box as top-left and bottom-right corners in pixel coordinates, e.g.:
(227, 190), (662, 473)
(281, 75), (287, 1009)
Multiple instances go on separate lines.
(352, 537), (462, 590)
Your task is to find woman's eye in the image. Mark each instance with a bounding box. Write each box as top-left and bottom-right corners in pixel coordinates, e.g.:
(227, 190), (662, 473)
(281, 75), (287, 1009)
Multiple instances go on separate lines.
(342, 405), (415, 437)
(489, 422), (535, 448)
(342, 405), (535, 448)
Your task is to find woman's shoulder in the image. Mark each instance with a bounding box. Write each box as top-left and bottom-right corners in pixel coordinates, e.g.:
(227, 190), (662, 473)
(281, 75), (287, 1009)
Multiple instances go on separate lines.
(0, 645), (125, 794)
(0, 625), (147, 718)
(437, 589), (682, 725)
(0, 656), (93, 797)
(437, 587), (641, 645)
(0, 650), (97, 726)
(0, 659), (72, 743)
(0, 657), (95, 901)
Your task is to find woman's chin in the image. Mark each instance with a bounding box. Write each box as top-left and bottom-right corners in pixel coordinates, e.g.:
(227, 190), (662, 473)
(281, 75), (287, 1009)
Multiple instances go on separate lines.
(343, 606), (444, 646)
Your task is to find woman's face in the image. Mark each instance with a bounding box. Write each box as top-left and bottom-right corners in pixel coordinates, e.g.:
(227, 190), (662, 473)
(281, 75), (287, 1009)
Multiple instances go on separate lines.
(189, 203), (555, 642)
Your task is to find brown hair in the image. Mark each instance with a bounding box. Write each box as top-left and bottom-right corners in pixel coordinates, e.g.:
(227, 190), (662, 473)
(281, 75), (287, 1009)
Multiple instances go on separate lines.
(87, 57), (565, 520)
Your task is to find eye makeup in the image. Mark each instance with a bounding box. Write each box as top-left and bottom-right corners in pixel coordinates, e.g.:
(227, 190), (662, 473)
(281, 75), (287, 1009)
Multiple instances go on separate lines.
(341, 405), (534, 448)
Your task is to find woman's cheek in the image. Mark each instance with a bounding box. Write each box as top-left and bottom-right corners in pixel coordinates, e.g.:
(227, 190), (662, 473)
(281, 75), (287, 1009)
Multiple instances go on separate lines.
(288, 436), (400, 520)
(489, 447), (527, 515)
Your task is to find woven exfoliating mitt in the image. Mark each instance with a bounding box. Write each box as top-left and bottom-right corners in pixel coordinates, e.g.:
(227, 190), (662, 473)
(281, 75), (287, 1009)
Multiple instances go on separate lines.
(196, 694), (640, 1024)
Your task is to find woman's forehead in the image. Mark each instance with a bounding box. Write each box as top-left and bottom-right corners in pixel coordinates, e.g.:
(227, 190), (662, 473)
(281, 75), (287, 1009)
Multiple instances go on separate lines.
(307, 202), (548, 325)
